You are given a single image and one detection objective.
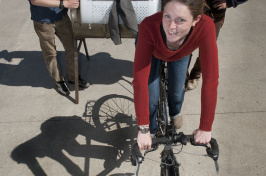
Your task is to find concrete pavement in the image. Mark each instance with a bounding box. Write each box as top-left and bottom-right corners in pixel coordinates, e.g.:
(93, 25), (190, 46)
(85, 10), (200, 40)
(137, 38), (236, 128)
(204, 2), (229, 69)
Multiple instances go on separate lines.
(0, 0), (265, 175)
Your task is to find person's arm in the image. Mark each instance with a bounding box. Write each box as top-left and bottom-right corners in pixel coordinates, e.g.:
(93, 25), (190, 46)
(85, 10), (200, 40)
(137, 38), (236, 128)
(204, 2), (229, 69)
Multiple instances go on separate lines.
(133, 20), (154, 151)
(30, 0), (79, 9)
(212, 0), (227, 10)
(226, 0), (248, 8)
(137, 126), (152, 151)
(212, 0), (248, 10)
(194, 17), (219, 144)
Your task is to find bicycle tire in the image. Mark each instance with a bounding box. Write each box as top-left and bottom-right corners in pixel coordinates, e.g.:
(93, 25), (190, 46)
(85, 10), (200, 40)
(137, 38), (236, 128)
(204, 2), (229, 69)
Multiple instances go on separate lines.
(160, 158), (180, 176)
(160, 147), (180, 176)
(91, 94), (136, 131)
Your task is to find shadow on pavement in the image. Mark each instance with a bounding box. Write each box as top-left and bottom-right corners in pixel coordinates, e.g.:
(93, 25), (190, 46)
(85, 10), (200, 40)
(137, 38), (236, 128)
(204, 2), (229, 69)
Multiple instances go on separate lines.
(11, 95), (137, 176)
(0, 50), (133, 89)
(0, 50), (53, 88)
(79, 52), (133, 86)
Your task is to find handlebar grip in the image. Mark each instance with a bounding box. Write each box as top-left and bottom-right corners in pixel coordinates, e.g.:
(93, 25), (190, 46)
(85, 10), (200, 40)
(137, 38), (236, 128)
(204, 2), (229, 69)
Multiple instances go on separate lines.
(151, 136), (168, 146)
(187, 135), (207, 147)
(188, 135), (219, 161)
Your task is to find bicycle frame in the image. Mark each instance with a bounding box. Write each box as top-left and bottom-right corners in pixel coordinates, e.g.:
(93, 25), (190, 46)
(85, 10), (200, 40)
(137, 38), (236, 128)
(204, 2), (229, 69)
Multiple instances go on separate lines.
(157, 61), (171, 136)
(156, 61), (179, 175)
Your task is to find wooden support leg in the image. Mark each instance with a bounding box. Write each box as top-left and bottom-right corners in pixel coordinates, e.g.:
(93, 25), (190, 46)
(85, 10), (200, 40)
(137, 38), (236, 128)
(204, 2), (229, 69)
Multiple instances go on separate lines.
(74, 38), (79, 104)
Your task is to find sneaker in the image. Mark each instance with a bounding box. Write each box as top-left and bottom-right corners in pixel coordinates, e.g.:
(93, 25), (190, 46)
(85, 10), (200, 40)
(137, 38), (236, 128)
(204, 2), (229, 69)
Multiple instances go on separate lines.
(186, 73), (201, 91)
(56, 81), (70, 95)
(68, 75), (89, 88)
(171, 115), (183, 129)
(186, 78), (200, 91)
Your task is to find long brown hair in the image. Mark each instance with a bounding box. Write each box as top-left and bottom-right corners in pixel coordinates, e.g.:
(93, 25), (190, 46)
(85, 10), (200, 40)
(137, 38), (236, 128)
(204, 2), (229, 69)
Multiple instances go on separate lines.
(162, 0), (206, 20)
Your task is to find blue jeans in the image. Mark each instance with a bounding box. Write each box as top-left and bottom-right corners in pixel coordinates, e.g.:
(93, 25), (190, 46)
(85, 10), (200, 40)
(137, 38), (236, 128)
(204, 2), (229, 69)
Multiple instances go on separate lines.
(148, 55), (190, 134)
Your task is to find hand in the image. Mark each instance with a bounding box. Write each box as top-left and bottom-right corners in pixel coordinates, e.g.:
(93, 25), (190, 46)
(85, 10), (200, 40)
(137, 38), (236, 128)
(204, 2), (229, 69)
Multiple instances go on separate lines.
(193, 129), (211, 144)
(137, 131), (152, 151)
(64, 0), (79, 9)
(212, 0), (227, 10)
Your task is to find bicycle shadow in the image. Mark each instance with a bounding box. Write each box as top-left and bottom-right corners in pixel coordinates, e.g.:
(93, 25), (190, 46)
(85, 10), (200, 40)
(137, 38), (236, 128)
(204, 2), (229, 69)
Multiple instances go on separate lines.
(84, 94), (137, 175)
(0, 50), (133, 88)
(11, 95), (137, 176)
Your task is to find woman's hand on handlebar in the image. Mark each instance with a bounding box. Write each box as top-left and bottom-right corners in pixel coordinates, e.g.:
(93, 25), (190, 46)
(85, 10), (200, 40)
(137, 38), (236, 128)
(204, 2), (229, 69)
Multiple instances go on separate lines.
(137, 131), (152, 151)
(193, 129), (211, 144)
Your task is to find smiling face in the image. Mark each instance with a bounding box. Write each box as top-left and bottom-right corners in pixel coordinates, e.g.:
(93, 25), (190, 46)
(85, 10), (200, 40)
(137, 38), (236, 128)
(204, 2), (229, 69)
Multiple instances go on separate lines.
(162, 1), (201, 47)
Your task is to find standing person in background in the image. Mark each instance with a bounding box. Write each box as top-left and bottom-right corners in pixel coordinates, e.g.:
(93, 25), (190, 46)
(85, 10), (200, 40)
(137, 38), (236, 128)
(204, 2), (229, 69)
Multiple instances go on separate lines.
(133, 0), (219, 151)
(29, 0), (89, 96)
(186, 0), (248, 90)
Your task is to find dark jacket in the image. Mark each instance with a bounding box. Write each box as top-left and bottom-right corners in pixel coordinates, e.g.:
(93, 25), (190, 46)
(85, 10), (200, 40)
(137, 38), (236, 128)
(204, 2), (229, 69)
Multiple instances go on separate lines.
(108, 0), (138, 45)
(28, 1), (68, 23)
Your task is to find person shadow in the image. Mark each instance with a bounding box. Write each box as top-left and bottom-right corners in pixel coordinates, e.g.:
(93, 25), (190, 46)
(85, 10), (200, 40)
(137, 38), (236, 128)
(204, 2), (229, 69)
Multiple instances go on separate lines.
(78, 51), (133, 86)
(0, 49), (133, 88)
(0, 49), (54, 88)
(11, 94), (137, 176)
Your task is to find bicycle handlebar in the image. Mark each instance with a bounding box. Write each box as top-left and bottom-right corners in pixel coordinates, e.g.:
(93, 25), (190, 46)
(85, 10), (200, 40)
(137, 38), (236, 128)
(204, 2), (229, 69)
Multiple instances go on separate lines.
(131, 132), (219, 166)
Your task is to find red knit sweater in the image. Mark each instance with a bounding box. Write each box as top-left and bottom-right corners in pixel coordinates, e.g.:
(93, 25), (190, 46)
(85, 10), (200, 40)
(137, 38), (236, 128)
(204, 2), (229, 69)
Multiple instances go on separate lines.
(133, 12), (219, 131)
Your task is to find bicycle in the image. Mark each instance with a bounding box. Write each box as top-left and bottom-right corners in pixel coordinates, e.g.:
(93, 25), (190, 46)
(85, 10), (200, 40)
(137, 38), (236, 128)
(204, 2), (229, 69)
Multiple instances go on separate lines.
(157, 60), (192, 136)
(131, 61), (219, 175)
(131, 130), (219, 176)
(157, 61), (170, 136)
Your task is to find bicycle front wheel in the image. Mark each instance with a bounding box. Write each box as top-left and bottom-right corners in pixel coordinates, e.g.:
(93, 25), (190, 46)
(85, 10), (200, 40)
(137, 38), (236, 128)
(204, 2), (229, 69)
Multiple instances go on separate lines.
(160, 149), (180, 176)
(160, 163), (179, 176)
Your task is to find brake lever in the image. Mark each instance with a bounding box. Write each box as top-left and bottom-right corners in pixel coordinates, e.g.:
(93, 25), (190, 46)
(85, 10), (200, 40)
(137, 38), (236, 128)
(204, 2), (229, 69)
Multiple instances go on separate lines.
(214, 160), (219, 174)
(206, 146), (219, 174)
(135, 157), (143, 176)
(189, 136), (219, 174)
(134, 145), (158, 176)
(144, 145), (158, 156)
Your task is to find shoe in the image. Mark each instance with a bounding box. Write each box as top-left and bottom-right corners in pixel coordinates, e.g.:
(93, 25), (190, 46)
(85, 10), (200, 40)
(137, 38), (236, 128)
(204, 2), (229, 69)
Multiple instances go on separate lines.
(186, 73), (201, 91)
(171, 115), (183, 129)
(68, 75), (89, 88)
(56, 81), (70, 95)
(150, 133), (156, 138)
(186, 78), (200, 91)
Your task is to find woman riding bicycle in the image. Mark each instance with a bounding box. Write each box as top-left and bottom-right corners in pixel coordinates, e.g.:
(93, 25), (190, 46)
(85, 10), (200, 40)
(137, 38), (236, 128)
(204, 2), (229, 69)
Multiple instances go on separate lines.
(133, 0), (219, 151)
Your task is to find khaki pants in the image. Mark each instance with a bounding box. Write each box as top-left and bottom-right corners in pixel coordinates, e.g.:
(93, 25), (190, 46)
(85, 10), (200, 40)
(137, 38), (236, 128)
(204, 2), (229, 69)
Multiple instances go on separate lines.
(33, 15), (75, 82)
